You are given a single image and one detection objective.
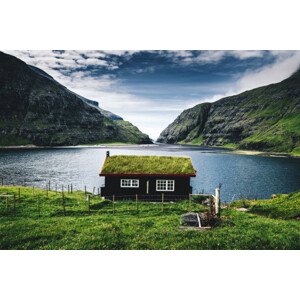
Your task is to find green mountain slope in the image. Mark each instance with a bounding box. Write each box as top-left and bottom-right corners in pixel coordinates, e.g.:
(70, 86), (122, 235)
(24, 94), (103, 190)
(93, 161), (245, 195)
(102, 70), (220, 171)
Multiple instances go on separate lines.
(0, 52), (151, 146)
(158, 69), (300, 154)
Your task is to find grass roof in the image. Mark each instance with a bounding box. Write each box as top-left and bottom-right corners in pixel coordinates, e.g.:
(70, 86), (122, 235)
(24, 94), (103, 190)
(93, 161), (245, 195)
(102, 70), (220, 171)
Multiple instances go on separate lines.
(100, 155), (196, 176)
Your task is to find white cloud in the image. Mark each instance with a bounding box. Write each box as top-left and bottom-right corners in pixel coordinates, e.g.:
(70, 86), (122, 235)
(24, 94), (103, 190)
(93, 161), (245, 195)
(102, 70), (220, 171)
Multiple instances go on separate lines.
(76, 58), (109, 67)
(180, 50), (265, 64)
(5, 50), (119, 73)
(102, 50), (140, 57)
(194, 50), (227, 63)
(231, 50), (264, 59)
(237, 51), (300, 91)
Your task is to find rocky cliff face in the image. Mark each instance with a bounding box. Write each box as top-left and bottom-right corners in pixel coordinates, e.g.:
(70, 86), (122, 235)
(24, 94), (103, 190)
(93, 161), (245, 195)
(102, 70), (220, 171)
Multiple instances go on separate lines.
(158, 70), (300, 154)
(0, 52), (151, 146)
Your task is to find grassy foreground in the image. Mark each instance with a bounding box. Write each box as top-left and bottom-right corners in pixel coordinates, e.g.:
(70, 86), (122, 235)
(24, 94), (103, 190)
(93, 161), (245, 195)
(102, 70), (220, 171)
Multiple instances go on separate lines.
(0, 186), (299, 250)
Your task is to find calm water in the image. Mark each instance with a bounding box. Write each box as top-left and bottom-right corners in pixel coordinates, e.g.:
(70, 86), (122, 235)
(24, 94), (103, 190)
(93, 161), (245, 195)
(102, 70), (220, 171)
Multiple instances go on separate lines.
(0, 144), (299, 202)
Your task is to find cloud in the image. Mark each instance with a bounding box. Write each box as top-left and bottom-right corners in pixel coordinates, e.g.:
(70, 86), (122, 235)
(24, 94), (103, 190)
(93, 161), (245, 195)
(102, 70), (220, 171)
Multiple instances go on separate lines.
(76, 58), (110, 67)
(102, 50), (140, 56)
(236, 51), (300, 91)
(4, 50), (120, 73)
(194, 51), (227, 63)
(231, 50), (264, 60)
(180, 50), (265, 64)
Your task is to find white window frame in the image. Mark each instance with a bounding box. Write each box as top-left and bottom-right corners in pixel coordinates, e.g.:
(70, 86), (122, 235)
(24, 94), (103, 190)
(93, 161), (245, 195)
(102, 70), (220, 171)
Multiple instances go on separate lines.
(156, 179), (175, 192)
(120, 179), (139, 188)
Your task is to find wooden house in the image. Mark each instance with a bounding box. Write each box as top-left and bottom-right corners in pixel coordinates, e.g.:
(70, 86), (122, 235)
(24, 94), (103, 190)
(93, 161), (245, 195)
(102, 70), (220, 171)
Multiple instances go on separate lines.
(99, 152), (196, 200)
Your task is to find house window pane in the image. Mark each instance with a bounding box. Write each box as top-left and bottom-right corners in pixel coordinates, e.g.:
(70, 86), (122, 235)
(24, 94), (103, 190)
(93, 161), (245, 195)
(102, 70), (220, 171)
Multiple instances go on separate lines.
(167, 180), (174, 191)
(131, 180), (139, 187)
(121, 179), (139, 188)
(156, 180), (175, 191)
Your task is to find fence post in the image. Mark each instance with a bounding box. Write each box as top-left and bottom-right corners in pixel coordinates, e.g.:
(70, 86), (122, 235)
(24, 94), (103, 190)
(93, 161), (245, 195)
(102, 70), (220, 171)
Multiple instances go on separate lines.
(48, 180), (51, 191)
(84, 186), (87, 195)
(215, 187), (221, 217)
(13, 194), (16, 212)
(161, 193), (164, 212)
(136, 194), (138, 213)
(210, 196), (215, 217)
(62, 192), (66, 216)
(37, 196), (40, 217)
(71, 184), (73, 194)
(112, 195), (115, 214)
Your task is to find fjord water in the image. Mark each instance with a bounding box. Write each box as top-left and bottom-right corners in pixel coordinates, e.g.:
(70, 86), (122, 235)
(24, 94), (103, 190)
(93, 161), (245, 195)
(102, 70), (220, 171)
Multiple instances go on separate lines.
(0, 145), (299, 202)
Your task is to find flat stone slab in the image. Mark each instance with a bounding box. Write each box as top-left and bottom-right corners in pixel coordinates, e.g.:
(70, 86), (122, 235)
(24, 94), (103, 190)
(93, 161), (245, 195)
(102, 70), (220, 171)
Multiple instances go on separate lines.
(235, 208), (248, 212)
(178, 226), (211, 231)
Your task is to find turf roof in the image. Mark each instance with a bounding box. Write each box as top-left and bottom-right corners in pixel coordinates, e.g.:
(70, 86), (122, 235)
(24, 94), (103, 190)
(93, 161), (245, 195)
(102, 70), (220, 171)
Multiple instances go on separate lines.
(100, 155), (196, 176)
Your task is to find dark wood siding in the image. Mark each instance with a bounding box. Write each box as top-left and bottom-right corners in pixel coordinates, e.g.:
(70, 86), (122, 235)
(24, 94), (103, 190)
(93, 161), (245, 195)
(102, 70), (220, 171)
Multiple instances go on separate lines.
(101, 175), (192, 200)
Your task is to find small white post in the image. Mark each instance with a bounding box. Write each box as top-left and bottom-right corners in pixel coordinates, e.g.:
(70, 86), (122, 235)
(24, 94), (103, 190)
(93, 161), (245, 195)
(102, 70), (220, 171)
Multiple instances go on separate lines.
(86, 195), (91, 213)
(215, 187), (221, 217)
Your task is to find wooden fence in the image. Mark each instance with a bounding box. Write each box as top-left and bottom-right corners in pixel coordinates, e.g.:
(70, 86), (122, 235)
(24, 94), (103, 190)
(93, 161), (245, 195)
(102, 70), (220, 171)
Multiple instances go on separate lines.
(0, 178), (217, 217)
(0, 187), (211, 217)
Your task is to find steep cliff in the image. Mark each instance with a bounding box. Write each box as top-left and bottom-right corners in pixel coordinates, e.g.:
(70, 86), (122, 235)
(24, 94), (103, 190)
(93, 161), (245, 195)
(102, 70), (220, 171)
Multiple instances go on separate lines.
(158, 70), (300, 154)
(0, 52), (151, 146)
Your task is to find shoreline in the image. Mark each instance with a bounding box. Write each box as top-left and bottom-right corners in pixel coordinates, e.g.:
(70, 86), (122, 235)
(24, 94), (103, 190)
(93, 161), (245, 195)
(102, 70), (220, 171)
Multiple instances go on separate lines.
(0, 143), (298, 158)
(172, 143), (299, 158)
(221, 149), (297, 158)
(0, 143), (158, 150)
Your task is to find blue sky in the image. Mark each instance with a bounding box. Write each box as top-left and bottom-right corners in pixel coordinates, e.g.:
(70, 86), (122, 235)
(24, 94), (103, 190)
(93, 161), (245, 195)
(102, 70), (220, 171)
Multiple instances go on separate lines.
(6, 50), (300, 139)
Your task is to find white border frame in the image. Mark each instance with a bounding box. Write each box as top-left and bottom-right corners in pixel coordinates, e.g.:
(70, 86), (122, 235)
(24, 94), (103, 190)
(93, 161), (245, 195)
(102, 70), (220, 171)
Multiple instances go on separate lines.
(1, 1), (299, 299)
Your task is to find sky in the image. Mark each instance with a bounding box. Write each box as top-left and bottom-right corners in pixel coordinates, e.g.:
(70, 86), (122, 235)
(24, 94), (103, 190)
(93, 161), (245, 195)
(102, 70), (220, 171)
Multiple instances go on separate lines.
(5, 50), (300, 140)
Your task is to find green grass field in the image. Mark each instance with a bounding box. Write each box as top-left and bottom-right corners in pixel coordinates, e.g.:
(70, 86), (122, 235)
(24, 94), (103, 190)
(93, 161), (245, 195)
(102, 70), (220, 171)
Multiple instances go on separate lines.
(0, 186), (299, 250)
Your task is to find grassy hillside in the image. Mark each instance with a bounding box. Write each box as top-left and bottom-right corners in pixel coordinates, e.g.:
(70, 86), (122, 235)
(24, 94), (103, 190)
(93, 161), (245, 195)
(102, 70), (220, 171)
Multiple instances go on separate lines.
(0, 52), (151, 146)
(158, 70), (300, 155)
(0, 186), (299, 249)
(231, 191), (300, 220)
(113, 120), (152, 144)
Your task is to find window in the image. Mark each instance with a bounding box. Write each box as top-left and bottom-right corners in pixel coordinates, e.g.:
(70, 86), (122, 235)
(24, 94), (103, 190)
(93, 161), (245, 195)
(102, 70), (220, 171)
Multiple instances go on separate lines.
(156, 180), (175, 192)
(121, 179), (139, 188)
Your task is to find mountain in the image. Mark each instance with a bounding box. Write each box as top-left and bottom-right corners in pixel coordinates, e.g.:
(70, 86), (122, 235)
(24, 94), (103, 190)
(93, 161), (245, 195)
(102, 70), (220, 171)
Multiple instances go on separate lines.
(0, 52), (151, 146)
(157, 70), (300, 155)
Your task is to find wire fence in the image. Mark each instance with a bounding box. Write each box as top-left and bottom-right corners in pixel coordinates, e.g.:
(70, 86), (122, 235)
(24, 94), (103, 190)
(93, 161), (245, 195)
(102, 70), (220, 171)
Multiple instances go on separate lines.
(104, 194), (191, 202)
(0, 185), (210, 218)
(0, 178), (215, 202)
(0, 178), (102, 196)
(0, 177), (217, 218)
